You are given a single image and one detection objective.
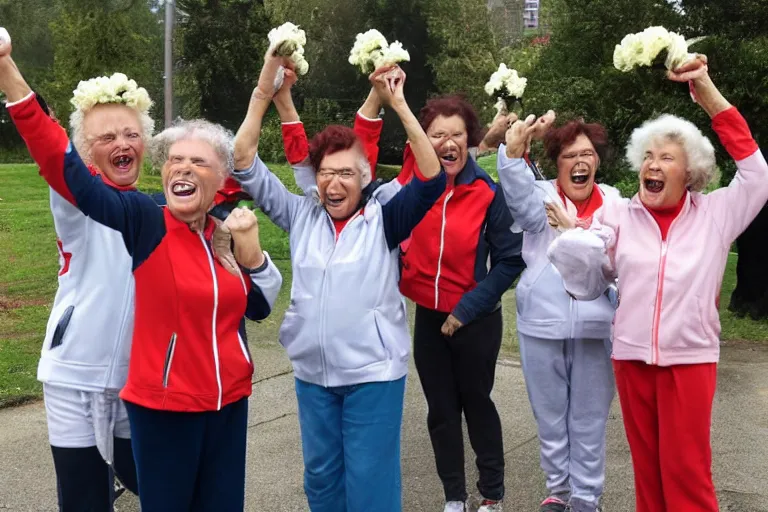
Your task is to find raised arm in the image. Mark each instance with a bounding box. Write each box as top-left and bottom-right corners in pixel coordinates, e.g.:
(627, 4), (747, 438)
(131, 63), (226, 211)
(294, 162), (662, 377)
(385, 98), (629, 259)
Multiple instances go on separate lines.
(373, 68), (446, 248)
(1, 36), (160, 256)
(233, 51), (304, 231)
(668, 60), (768, 244)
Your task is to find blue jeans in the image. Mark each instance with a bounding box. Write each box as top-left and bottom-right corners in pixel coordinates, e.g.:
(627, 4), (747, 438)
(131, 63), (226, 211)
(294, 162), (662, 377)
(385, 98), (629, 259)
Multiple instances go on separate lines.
(295, 377), (406, 512)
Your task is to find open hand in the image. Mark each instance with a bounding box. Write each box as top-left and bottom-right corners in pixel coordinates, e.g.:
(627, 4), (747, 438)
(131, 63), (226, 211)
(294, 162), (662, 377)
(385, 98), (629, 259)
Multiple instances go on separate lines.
(483, 112), (518, 150)
(531, 110), (556, 141)
(505, 114), (538, 158)
(545, 201), (576, 231)
(441, 314), (464, 337)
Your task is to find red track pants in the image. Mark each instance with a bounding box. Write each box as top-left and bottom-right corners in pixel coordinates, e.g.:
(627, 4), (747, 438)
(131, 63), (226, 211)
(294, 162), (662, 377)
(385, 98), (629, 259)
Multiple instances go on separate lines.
(613, 360), (719, 512)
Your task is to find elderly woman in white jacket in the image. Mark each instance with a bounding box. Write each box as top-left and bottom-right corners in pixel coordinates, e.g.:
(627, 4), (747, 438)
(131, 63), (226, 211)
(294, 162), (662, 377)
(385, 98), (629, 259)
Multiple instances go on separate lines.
(494, 113), (619, 512)
(231, 51), (446, 512)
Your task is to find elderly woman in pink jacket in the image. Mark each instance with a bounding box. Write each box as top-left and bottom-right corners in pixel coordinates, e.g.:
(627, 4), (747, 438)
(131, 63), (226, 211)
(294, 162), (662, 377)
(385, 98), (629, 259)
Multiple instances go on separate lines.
(544, 56), (768, 512)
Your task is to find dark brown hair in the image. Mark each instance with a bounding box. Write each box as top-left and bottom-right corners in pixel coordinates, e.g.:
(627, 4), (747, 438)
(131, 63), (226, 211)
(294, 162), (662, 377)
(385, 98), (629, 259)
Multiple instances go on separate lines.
(544, 120), (609, 162)
(418, 95), (484, 147)
(309, 125), (363, 172)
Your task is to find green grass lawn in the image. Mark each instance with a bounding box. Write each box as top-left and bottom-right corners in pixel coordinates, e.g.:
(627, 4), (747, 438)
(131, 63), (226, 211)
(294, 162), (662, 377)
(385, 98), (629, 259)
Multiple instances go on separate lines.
(1, 162), (766, 407)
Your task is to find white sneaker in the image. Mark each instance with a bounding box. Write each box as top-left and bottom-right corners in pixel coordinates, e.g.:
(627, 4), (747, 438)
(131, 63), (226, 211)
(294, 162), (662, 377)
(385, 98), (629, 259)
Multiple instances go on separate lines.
(478, 499), (503, 512)
(443, 501), (466, 512)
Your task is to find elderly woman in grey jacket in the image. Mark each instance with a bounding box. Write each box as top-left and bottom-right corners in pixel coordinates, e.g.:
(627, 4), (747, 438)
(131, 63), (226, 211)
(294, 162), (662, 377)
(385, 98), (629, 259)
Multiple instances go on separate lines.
(231, 51), (445, 512)
(494, 113), (619, 512)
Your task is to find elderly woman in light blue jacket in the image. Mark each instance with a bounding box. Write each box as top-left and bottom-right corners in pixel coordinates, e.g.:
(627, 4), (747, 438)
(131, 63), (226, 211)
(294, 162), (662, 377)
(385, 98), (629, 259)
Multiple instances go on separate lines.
(231, 52), (445, 512)
(494, 113), (619, 512)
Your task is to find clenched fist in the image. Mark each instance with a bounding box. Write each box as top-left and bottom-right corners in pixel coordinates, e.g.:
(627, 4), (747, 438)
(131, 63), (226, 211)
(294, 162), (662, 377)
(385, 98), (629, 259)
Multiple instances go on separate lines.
(212, 207), (265, 276)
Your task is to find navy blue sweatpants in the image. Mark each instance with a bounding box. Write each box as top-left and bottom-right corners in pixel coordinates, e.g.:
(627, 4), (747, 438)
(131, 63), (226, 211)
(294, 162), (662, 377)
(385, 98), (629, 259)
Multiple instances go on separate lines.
(125, 397), (249, 512)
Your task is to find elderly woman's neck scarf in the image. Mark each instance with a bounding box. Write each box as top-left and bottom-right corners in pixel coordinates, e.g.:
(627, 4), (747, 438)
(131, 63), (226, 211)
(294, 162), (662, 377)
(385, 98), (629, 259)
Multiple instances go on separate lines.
(556, 182), (604, 220)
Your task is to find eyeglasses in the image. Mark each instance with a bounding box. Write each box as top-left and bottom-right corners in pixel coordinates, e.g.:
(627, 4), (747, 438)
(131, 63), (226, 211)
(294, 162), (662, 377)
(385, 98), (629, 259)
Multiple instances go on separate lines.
(317, 168), (358, 181)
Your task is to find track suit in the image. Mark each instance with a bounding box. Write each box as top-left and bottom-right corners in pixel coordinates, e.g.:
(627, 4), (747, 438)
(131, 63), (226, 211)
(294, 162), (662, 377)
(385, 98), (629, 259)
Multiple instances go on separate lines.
(548, 107), (768, 512)
(8, 92), (139, 510)
(9, 92), (283, 512)
(234, 144), (446, 512)
(496, 148), (619, 512)
(282, 114), (526, 503)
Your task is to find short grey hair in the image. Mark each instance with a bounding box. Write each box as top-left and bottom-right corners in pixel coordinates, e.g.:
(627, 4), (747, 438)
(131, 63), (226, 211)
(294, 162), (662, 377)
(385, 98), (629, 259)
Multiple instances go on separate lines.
(150, 119), (235, 176)
(70, 107), (155, 162)
(625, 114), (716, 192)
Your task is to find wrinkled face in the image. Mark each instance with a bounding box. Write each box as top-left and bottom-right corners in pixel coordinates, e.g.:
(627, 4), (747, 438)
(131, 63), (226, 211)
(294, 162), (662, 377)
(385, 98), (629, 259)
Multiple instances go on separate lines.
(639, 138), (688, 210)
(83, 103), (145, 187)
(161, 139), (225, 223)
(427, 115), (468, 177)
(317, 148), (364, 220)
(556, 134), (599, 203)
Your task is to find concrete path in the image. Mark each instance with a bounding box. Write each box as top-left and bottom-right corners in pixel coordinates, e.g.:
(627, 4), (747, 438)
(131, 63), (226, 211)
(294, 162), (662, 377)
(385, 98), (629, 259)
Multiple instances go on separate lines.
(1, 340), (767, 511)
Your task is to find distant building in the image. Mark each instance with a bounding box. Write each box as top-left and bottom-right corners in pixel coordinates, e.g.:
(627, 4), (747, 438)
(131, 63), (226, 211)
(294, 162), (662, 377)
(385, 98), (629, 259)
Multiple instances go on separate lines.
(487, 0), (525, 46)
(524, 0), (539, 28)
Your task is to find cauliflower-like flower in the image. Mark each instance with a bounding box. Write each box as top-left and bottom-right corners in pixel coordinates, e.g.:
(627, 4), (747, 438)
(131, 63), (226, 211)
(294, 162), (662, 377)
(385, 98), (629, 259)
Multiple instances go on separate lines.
(70, 72), (153, 114)
(349, 29), (408, 74)
(268, 22), (310, 76)
(268, 22), (306, 48)
(613, 26), (693, 72)
(485, 63), (526, 100)
(374, 41), (410, 69)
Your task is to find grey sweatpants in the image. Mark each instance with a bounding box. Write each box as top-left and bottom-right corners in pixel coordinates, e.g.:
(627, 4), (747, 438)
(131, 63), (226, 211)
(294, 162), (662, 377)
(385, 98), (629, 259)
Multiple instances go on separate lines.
(518, 334), (615, 512)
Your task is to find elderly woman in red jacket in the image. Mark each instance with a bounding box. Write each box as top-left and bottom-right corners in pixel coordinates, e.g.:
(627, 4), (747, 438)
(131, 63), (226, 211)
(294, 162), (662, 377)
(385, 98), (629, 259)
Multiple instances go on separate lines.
(546, 56), (768, 512)
(1, 33), (283, 511)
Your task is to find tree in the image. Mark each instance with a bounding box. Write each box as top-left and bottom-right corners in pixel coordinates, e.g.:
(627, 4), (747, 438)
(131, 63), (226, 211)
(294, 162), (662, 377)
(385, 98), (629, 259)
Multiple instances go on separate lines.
(0, 0), (56, 159)
(174, 0), (271, 130)
(46, 0), (163, 126)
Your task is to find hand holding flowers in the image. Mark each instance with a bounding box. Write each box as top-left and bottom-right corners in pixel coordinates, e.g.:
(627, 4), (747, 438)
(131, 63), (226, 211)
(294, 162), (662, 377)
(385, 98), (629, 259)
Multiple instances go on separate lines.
(485, 63), (527, 116)
(349, 29), (410, 79)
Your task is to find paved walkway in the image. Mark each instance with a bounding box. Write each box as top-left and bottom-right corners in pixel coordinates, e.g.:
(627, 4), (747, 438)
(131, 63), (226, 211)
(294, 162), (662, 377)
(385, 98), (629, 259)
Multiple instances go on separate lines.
(1, 341), (767, 511)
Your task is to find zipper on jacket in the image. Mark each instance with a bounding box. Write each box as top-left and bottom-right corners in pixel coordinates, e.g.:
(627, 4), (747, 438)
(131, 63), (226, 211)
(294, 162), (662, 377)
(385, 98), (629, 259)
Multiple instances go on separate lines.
(434, 191), (454, 309)
(199, 233), (223, 410)
(162, 333), (177, 388)
(569, 296), (576, 340)
(651, 241), (668, 365)
(317, 211), (361, 387)
(648, 210), (681, 366)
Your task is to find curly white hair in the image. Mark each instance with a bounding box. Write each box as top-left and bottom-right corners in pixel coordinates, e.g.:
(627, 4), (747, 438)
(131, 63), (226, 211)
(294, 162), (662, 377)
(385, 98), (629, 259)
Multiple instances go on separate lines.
(625, 114), (716, 192)
(150, 119), (235, 176)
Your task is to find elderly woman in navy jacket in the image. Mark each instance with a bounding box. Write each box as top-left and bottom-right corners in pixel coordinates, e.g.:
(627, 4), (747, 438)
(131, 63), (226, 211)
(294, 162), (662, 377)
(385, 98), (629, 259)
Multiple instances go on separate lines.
(232, 52), (445, 511)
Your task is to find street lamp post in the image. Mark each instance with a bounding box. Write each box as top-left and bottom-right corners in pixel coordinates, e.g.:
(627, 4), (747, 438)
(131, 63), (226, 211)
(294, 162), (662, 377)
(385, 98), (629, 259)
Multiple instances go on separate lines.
(164, 0), (174, 129)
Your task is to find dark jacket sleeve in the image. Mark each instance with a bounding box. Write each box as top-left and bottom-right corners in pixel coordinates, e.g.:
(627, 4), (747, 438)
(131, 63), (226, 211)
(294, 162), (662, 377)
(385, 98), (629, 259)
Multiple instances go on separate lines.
(380, 170), (447, 250)
(452, 185), (526, 325)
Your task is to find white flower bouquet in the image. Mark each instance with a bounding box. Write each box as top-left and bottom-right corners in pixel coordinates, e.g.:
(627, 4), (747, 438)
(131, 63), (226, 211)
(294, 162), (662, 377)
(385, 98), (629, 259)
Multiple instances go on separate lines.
(613, 26), (699, 72)
(268, 22), (309, 76)
(70, 73), (152, 113)
(348, 29), (410, 74)
(485, 63), (527, 115)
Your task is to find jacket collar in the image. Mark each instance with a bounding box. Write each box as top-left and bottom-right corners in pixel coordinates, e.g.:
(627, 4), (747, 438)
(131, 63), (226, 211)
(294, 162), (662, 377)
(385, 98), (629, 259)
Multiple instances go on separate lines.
(453, 157), (486, 186)
(163, 206), (216, 238)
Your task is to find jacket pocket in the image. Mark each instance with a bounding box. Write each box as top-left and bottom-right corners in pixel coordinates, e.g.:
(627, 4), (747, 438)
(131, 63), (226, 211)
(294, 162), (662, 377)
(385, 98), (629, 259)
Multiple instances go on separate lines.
(162, 333), (177, 388)
(50, 305), (75, 349)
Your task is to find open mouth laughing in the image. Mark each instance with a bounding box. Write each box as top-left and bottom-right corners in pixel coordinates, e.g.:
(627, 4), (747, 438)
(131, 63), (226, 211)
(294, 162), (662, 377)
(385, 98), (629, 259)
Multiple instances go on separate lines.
(171, 180), (197, 197)
(644, 179), (664, 193)
(112, 154), (134, 172)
